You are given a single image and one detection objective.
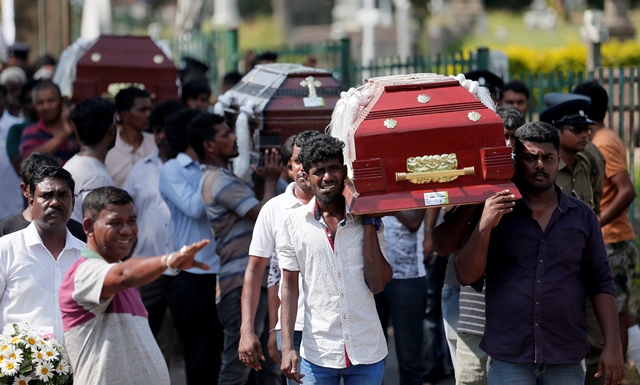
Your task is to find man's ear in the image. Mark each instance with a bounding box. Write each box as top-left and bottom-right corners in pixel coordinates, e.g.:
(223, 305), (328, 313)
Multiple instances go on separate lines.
(83, 217), (94, 236)
(203, 140), (217, 155)
(27, 193), (34, 208)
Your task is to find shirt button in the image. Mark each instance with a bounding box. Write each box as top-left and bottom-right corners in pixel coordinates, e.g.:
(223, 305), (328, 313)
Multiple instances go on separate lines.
(537, 280), (541, 284)
(539, 259), (543, 263)
(536, 301), (540, 305)
(535, 323), (539, 326)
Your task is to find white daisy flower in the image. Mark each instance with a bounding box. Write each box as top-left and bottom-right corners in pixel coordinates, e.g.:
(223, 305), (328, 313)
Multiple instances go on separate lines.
(25, 333), (39, 349)
(34, 348), (45, 361)
(41, 344), (58, 361)
(56, 358), (70, 374)
(7, 347), (23, 365)
(35, 361), (55, 381)
(15, 374), (32, 385)
(0, 357), (19, 376)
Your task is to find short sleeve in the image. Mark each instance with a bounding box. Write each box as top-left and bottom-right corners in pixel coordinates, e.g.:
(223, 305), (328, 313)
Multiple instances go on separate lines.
(72, 260), (117, 310)
(277, 213), (299, 272)
(209, 172), (259, 218)
(593, 132), (628, 178)
(249, 201), (275, 258)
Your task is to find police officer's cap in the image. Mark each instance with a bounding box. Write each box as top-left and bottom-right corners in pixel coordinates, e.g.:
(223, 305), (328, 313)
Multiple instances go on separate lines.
(540, 93), (594, 126)
(464, 70), (504, 94)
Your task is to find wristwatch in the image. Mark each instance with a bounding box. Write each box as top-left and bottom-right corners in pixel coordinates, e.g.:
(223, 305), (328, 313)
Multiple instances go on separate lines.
(362, 217), (382, 231)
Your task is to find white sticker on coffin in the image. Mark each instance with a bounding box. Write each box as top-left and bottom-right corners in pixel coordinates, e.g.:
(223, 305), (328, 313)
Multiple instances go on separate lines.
(303, 97), (325, 107)
(423, 191), (449, 206)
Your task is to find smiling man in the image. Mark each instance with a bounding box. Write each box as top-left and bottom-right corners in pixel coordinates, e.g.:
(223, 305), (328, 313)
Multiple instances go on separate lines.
(0, 165), (83, 344)
(455, 122), (623, 385)
(278, 134), (392, 385)
(59, 186), (210, 385)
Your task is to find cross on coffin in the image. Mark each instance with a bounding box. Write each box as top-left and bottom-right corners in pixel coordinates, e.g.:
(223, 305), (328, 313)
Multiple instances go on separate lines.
(300, 76), (322, 98)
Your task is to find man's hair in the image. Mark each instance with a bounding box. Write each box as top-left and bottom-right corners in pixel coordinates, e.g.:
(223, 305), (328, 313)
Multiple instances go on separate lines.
(186, 113), (226, 159)
(20, 152), (60, 185)
(82, 186), (134, 222)
(280, 135), (295, 165)
(150, 99), (185, 133)
(115, 87), (150, 113)
(496, 105), (526, 131)
(500, 80), (530, 100)
(29, 164), (75, 196)
(573, 81), (608, 122)
(70, 97), (116, 146)
(33, 54), (56, 70)
(165, 108), (203, 154)
(19, 79), (40, 105)
(181, 80), (211, 103)
(514, 121), (560, 154)
(0, 84), (7, 98)
(222, 71), (243, 89)
(31, 80), (61, 101)
(298, 134), (345, 173)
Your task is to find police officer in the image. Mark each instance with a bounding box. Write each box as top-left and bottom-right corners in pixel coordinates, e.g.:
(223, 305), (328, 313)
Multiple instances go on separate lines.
(540, 93), (605, 214)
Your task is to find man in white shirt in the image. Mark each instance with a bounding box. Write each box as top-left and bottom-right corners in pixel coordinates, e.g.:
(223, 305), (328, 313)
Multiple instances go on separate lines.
(278, 134), (392, 384)
(239, 131), (320, 379)
(64, 97), (116, 222)
(0, 165), (84, 343)
(105, 87), (156, 188)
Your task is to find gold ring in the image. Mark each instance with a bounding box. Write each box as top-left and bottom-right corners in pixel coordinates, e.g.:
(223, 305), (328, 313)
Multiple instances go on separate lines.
(180, 246), (188, 254)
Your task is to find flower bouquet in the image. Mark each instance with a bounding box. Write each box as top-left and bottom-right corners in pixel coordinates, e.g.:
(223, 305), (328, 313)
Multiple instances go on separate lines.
(0, 324), (71, 385)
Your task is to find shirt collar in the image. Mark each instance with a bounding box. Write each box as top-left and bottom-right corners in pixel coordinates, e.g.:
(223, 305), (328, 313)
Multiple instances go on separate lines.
(306, 197), (354, 224)
(24, 221), (86, 251)
(283, 182), (305, 209)
(176, 152), (199, 168)
(81, 247), (107, 260)
(517, 184), (576, 213)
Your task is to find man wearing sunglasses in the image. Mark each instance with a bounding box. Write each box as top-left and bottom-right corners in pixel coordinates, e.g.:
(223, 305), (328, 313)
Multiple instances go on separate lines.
(540, 93), (605, 214)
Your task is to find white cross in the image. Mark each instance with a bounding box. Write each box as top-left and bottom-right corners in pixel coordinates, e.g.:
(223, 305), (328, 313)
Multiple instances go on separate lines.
(300, 76), (322, 98)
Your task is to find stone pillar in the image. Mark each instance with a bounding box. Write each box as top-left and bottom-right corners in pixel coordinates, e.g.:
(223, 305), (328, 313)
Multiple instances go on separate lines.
(603, 0), (635, 40)
(393, 0), (411, 61)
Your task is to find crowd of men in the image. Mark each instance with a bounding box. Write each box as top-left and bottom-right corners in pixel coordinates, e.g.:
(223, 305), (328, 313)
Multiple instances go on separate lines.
(0, 41), (636, 385)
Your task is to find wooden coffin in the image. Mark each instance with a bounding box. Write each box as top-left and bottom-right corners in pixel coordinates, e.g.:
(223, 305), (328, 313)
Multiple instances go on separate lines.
(342, 73), (519, 214)
(73, 35), (178, 103)
(223, 63), (346, 149)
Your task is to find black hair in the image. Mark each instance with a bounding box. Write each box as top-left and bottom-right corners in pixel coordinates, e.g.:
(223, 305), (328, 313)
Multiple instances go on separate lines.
(252, 52), (278, 68)
(500, 80), (530, 100)
(165, 108), (203, 155)
(70, 97), (116, 146)
(298, 134), (345, 173)
(149, 99), (185, 132)
(293, 130), (323, 149)
(0, 84), (7, 98)
(281, 135), (295, 165)
(29, 164), (75, 197)
(19, 152), (60, 185)
(181, 80), (211, 103)
(514, 121), (560, 155)
(496, 105), (526, 131)
(19, 79), (40, 105)
(186, 113), (226, 159)
(573, 81), (608, 122)
(83, 186), (134, 222)
(32, 80), (61, 101)
(33, 54), (57, 71)
(222, 71), (243, 89)
(115, 87), (150, 113)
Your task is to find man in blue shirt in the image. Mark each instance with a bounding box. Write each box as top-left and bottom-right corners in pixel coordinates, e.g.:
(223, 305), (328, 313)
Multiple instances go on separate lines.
(158, 108), (221, 385)
(456, 121), (623, 385)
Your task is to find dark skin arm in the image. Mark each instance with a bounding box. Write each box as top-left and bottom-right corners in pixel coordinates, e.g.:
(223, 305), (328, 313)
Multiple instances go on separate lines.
(246, 149), (282, 221)
(432, 204), (479, 256)
(267, 284), (281, 365)
(423, 207), (440, 260)
(599, 170), (636, 227)
(239, 256), (270, 370)
(455, 191), (515, 285)
(592, 293), (625, 385)
(100, 239), (210, 299)
(393, 209), (425, 232)
(280, 270), (304, 384)
(362, 217), (393, 294)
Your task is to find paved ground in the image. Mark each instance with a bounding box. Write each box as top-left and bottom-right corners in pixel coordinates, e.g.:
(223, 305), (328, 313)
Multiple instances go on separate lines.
(168, 331), (456, 385)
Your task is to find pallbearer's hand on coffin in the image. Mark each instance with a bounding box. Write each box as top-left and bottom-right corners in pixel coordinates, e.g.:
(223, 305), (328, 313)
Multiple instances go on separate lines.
(253, 148), (282, 180)
(478, 190), (517, 233)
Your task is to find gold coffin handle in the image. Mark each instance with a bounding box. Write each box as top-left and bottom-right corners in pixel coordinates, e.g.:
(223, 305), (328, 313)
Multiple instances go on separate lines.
(396, 166), (475, 183)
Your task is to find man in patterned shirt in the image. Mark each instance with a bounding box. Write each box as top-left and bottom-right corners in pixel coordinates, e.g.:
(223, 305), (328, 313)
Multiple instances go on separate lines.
(278, 134), (392, 384)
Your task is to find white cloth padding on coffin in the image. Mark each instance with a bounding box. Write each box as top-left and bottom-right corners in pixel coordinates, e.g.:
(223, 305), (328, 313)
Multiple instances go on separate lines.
(232, 101), (255, 182)
(450, 73), (496, 112)
(213, 93), (233, 116)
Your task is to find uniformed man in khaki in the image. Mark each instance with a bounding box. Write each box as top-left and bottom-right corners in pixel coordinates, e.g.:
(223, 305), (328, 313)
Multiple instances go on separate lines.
(540, 93), (605, 214)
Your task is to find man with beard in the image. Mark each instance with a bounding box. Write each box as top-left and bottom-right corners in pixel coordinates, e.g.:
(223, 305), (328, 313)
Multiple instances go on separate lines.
(540, 93), (605, 214)
(191, 113), (282, 385)
(455, 122), (623, 385)
(0, 165), (83, 343)
(19, 81), (79, 163)
(278, 134), (392, 384)
(63, 97), (117, 222)
(239, 130), (321, 381)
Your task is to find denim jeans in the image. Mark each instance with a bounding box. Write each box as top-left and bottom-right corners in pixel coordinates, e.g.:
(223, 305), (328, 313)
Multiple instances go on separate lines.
(375, 277), (427, 385)
(277, 329), (304, 385)
(300, 358), (384, 385)
(487, 359), (585, 385)
(441, 283), (460, 369)
(217, 286), (281, 385)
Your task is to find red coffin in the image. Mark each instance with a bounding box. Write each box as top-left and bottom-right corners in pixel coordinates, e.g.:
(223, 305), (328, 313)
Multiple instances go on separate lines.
(223, 63), (346, 149)
(341, 74), (520, 214)
(72, 35), (178, 103)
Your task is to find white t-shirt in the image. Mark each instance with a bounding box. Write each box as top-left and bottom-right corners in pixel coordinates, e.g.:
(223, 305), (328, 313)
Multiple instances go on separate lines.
(0, 222), (84, 343)
(64, 154), (114, 222)
(249, 182), (305, 331)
